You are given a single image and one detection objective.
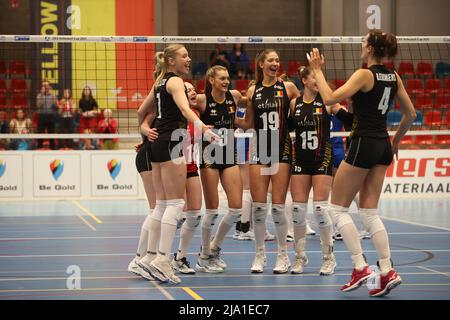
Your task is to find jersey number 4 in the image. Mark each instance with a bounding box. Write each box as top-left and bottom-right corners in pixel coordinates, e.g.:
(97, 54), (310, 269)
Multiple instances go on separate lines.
(378, 87), (391, 115)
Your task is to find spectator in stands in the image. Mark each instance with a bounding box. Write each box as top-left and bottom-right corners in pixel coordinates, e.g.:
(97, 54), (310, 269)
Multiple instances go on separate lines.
(229, 44), (250, 79)
(9, 108), (32, 150)
(58, 89), (77, 149)
(209, 44), (230, 69)
(36, 80), (57, 149)
(79, 85), (99, 150)
(0, 111), (9, 150)
(97, 108), (118, 150)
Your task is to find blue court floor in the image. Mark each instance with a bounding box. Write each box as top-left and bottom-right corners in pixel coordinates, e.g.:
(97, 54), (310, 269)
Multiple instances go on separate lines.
(0, 198), (449, 300)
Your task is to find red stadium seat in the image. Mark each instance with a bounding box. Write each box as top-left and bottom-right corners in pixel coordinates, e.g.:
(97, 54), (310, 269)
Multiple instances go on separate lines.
(416, 61), (433, 77)
(400, 135), (414, 145)
(0, 61), (7, 75)
(415, 134), (434, 145)
(424, 79), (442, 95)
(11, 94), (27, 109)
(383, 61), (395, 70)
(424, 110), (442, 127)
(332, 79), (346, 89)
(445, 79), (450, 95)
(0, 79), (7, 94)
(9, 61), (28, 76)
(435, 135), (450, 145)
(406, 79), (424, 95)
(435, 94), (449, 109)
(277, 62), (285, 77)
(10, 79), (27, 93)
(445, 110), (450, 126)
(235, 79), (250, 94)
(398, 61), (415, 77)
(196, 79), (205, 94)
(415, 94), (433, 109)
(287, 60), (302, 77)
(0, 94), (7, 110)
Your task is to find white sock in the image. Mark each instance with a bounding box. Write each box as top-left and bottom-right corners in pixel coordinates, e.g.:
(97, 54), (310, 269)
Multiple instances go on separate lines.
(252, 202), (267, 251)
(136, 211), (152, 258)
(292, 202), (307, 244)
(271, 204), (288, 252)
(158, 199), (184, 256)
(201, 209), (218, 257)
(285, 192), (294, 235)
(147, 200), (166, 256)
(212, 208), (242, 249)
(177, 210), (201, 260)
(241, 190), (252, 223)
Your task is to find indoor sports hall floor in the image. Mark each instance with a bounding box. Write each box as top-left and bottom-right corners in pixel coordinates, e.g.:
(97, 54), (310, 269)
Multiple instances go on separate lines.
(0, 198), (449, 300)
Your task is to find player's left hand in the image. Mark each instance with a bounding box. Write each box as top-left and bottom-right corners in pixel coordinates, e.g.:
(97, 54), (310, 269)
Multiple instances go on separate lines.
(307, 48), (325, 70)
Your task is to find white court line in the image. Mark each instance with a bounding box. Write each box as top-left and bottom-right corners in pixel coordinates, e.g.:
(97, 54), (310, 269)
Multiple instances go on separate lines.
(381, 216), (450, 232)
(76, 214), (96, 231)
(1, 249), (449, 258)
(417, 266), (450, 278)
(1, 231), (449, 242)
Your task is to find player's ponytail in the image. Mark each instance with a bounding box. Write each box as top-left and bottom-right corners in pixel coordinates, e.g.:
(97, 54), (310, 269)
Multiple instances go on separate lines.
(384, 33), (398, 58)
(367, 29), (398, 59)
(154, 44), (186, 88)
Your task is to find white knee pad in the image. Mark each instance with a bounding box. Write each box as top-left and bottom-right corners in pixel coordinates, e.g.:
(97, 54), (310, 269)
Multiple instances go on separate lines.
(292, 202), (307, 226)
(201, 209), (219, 230)
(184, 210), (202, 229)
(177, 211), (187, 229)
(271, 204), (287, 226)
(313, 201), (332, 229)
(161, 199), (185, 226)
(142, 212), (152, 231)
(151, 200), (167, 221)
(359, 208), (385, 236)
(252, 202), (267, 225)
(223, 208), (242, 226)
(328, 203), (353, 231)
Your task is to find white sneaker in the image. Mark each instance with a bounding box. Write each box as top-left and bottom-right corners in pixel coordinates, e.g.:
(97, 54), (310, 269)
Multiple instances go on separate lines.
(171, 254), (195, 274)
(273, 251), (291, 274)
(359, 229), (371, 240)
(149, 255), (181, 284)
(291, 253), (309, 274)
(264, 230), (275, 241)
(239, 230), (255, 241)
(306, 223), (316, 235)
(210, 247), (227, 269)
(128, 256), (152, 279)
(251, 250), (267, 273)
(195, 254), (224, 273)
(136, 254), (157, 281)
(232, 230), (242, 240)
(320, 254), (337, 276)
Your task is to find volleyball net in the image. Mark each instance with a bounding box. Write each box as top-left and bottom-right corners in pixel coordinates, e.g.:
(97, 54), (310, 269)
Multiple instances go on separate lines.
(0, 35), (449, 150)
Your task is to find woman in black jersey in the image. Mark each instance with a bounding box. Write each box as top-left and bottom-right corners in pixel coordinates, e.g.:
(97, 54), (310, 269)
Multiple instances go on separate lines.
(136, 44), (218, 285)
(288, 66), (345, 276)
(236, 49), (300, 274)
(308, 30), (416, 297)
(188, 66), (244, 273)
(127, 112), (156, 280)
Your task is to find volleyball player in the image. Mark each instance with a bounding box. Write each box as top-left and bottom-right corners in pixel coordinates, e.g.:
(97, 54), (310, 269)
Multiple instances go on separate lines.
(189, 66), (243, 273)
(307, 30), (416, 296)
(136, 44), (219, 284)
(127, 112), (156, 280)
(236, 49), (300, 274)
(288, 66), (344, 275)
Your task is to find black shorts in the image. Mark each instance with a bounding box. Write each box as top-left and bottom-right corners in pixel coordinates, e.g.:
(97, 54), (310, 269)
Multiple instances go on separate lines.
(135, 142), (152, 173)
(150, 140), (184, 163)
(187, 170), (199, 179)
(200, 162), (237, 171)
(345, 136), (393, 169)
(249, 136), (292, 165)
(292, 163), (333, 176)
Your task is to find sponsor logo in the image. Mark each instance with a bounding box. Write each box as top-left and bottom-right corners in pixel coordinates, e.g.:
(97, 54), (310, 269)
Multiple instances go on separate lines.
(274, 85), (284, 90)
(50, 160), (64, 181)
(101, 36), (113, 42)
(217, 37), (228, 42)
(248, 36), (263, 43)
(0, 160), (5, 178)
(210, 109), (217, 116)
(331, 37), (341, 43)
(107, 159), (121, 180)
(133, 36), (148, 42)
(226, 99), (234, 105)
(14, 36), (30, 41)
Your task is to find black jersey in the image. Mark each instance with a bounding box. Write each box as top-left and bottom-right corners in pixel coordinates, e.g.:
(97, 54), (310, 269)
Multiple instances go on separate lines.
(200, 90), (237, 168)
(351, 65), (398, 138)
(251, 80), (291, 163)
(291, 94), (332, 167)
(152, 72), (187, 141)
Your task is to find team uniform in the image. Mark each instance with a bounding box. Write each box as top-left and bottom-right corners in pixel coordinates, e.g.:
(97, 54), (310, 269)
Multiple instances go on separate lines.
(346, 65), (398, 169)
(290, 94), (333, 176)
(150, 72), (188, 163)
(330, 116), (345, 169)
(199, 91), (237, 171)
(251, 80), (291, 165)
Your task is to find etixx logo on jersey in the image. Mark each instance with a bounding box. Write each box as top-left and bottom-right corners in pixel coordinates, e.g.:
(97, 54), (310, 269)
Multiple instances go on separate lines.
(107, 159), (121, 180)
(50, 160), (64, 181)
(0, 160), (5, 178)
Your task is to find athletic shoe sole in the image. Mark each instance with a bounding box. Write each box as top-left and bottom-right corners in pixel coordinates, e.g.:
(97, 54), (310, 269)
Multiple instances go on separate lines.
(370, 277), (402, 297)
(146, 263), (169, 283)
(341, 273), (373, 292)
(195, 265), (224, 273)
(134, 262), (156, 281)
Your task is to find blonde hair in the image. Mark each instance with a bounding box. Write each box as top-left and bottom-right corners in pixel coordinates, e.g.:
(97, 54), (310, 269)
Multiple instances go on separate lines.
(153, 44), (186, 87)
(254, 48), (277, 84)
(205, 65), (228, 94)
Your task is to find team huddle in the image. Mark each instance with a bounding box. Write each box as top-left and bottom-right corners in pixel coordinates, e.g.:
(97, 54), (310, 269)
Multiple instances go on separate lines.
(128, 29), (417, 298)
